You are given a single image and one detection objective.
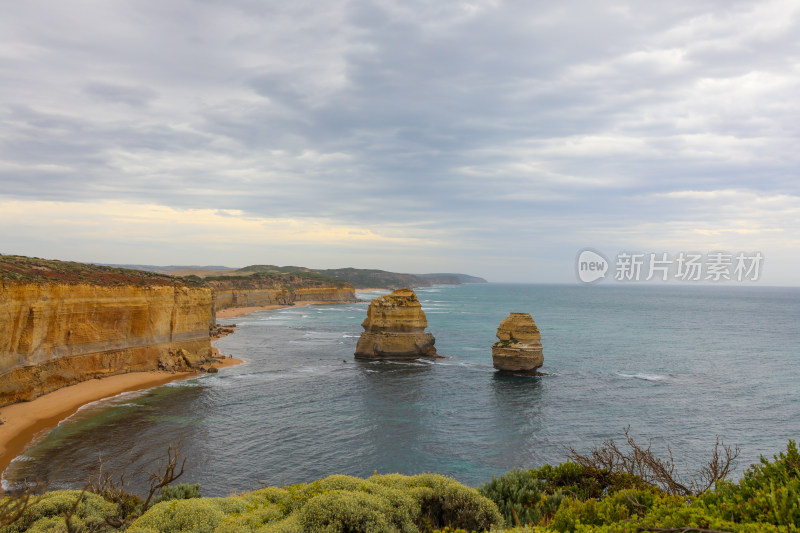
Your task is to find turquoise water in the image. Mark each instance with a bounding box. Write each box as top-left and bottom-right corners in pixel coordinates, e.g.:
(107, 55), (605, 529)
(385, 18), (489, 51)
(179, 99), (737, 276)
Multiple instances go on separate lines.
(4, 284), (799, 495)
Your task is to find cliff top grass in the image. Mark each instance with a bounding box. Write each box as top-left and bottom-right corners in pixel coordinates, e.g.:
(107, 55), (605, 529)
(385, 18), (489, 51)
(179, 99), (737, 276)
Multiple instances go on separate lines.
(199, 270), (353, 288)
(0, 255), (202, 287)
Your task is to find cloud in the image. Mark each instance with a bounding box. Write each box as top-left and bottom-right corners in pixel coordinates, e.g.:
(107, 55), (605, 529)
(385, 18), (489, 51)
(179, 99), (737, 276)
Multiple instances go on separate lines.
(1, 0), (799, 282)
(83, 83), (158, 107)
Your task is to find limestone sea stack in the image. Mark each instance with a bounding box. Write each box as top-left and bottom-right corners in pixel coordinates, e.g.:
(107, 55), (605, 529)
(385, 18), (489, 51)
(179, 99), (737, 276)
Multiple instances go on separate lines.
(354, 288), (437, 358)
(491, 312), (543, 374)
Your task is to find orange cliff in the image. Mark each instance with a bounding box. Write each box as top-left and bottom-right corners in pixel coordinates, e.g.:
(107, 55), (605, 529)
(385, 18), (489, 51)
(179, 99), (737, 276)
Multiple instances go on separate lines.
(208, 275), (357, 313)
(0, 256), (214, 407)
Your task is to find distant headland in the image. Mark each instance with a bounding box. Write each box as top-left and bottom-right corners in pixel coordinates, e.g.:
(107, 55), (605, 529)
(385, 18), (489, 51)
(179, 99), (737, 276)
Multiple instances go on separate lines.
(103, 262), (489, 289)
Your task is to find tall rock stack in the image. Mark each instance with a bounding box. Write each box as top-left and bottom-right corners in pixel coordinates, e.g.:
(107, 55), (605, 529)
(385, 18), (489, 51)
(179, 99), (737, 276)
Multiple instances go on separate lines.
(491, 312), (543, 374)
(354, 289), (437, 358)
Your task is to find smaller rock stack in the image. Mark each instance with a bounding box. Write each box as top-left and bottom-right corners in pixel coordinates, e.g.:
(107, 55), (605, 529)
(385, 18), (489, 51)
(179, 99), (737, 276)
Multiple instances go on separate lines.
(354, 288), (437, 358)
(491, 312), (543, 374)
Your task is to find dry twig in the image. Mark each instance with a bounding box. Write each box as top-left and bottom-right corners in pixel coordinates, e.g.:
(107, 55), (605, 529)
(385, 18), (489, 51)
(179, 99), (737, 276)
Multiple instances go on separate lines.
(141, 441), (186, 512)
(568, 427), (739, 496)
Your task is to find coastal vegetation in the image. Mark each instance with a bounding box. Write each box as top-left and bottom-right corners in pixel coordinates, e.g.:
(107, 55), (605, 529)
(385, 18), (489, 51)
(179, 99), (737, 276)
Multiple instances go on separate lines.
(170, 263), (487, 289)
(2, 439), (799, 532)
(0, 255), (199, 287)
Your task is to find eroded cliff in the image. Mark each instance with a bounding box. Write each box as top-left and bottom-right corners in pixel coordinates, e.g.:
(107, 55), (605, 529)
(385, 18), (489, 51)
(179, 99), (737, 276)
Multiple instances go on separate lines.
(354, 288), (437, 358)
(0, 256), (213, 406)
(207, 274), (356, 313)
(491, 312), (543, 374)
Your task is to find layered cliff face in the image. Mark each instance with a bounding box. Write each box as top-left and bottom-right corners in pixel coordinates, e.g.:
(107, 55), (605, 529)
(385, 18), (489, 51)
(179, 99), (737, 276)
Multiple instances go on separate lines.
(491, 312), (543, 374)
(0, 256), (213, 406)
(294, 287), (356, 302)
(354, 288), (437, 358)
(208, 275), (356, 312)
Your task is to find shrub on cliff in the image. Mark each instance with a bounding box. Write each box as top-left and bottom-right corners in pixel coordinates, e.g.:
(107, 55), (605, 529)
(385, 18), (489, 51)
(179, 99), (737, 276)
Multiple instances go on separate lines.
(8, 442), (800, 532)
(0, 490), (115, 532)
(696, 439), (800, 529)
(124, 473), (501, 533)
(479, 462), (648, 526)
(481, 440), (800, 532)
(152, 483), (202, 505)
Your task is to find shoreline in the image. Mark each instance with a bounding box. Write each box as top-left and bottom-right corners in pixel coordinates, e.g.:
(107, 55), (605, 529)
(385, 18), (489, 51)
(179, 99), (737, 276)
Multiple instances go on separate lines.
(0, 357), (243, 486)
(216, 299), (350, 319)
(0, 299), (354, 489)
(355, 288), (390, 294)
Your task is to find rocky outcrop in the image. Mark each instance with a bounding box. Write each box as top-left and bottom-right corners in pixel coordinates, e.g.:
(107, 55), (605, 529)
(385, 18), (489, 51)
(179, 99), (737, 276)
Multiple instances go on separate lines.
(491, 312), (543, 374)
(0, 256), (214, 406)
(354, 288), (437, 358)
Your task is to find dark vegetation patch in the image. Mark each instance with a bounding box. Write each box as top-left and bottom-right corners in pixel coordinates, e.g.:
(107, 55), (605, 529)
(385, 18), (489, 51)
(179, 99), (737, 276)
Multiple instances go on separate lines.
(0, 255), (199, 287)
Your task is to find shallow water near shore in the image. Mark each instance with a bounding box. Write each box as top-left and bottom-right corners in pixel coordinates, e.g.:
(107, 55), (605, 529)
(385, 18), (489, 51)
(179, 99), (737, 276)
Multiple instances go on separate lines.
(4, 284), (800, 495)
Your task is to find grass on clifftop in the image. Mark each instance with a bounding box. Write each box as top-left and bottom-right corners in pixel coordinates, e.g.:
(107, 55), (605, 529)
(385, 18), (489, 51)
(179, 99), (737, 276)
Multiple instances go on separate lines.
(3, 440), (800, 532)
(199, 270), (352, 288)
(0, 255), (202, 287)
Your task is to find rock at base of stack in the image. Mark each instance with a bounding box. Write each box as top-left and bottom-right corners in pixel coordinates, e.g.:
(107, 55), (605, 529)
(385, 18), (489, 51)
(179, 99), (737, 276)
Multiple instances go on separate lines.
(354, 288), (437, 359)
(491, 312), (543, 374)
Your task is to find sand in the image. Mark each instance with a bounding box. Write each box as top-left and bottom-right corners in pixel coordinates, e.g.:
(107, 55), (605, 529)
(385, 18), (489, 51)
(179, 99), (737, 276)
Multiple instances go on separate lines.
(215, 300), (337, 319)
(0, 358), (242, 483)
(355, 288), (390, 294)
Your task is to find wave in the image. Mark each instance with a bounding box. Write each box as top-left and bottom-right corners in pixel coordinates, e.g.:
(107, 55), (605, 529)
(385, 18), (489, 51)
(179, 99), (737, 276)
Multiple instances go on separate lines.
(617, 372), (668, 382)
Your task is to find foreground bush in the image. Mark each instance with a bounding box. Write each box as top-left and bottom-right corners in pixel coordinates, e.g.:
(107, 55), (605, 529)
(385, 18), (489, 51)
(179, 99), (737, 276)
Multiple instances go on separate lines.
(1, 490), (115, 532)
(4, 441), (800, 532)
(479, 461), (649, 525)
(480, 440), (800, 532)
(2, 473), (501, 532)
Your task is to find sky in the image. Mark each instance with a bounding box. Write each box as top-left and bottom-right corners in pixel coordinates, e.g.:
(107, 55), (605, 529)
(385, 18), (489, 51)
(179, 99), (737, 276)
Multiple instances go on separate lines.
(1, 0), (798, 284)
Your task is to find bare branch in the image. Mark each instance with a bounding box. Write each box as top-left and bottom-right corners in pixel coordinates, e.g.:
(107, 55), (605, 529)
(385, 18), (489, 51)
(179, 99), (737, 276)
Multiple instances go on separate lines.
(567, 427), (738, 496)
(141, 441), (186, 512)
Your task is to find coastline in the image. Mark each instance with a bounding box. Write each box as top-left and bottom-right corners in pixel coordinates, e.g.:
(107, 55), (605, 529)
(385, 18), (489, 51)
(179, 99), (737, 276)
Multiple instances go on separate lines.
(0, 300), (346, 482)
(0, 358), (243, 486)
(216, 299), (348, 319)
(355, 288), (390, 294)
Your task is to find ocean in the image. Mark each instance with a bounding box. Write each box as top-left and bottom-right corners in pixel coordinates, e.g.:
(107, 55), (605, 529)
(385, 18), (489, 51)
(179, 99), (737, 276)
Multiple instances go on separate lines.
(4, 283), (799, 496)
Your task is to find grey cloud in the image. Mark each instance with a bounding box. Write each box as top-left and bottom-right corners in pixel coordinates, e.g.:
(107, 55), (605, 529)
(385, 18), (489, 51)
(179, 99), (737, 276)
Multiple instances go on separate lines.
(1, 0), (800, 281)
(83, 83), (158, 107)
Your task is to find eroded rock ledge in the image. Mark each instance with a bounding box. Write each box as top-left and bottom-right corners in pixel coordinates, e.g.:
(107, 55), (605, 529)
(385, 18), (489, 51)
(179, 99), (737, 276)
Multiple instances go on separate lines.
(491, 312), (544, 374)
(354, 288), (437, 358)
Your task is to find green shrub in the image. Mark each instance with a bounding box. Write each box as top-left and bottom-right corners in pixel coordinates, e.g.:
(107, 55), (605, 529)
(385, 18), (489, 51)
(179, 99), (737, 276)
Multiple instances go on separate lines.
(1, 490), (115, 533)
(129, 498), (226, 533)
(297, 490), (398, 532)
(122, 473), (499, 533)
(479, 462), (648, 527)
(697, 440), (800, 528)
(152, 483), (202, 505)
(406, 473), (503, 531)
(479, 469), (544, 525)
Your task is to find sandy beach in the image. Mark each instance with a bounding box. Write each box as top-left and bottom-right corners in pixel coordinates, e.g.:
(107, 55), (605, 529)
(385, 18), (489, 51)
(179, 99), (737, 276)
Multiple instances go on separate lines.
(355, 288), (390, 294)
(0, 357), (242, 484)
(215, 300), (343, 319)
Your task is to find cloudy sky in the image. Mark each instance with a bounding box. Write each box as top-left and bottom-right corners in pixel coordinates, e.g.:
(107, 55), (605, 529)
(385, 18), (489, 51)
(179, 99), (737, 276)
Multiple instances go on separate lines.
(1, 1), (798, 284)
